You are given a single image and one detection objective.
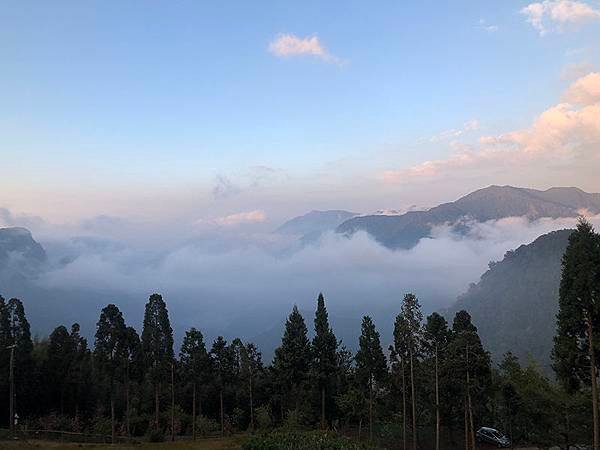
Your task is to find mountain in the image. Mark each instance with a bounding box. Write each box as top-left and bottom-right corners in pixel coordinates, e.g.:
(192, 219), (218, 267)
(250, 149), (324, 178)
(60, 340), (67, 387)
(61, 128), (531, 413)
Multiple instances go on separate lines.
(276, 210), (359, 243)
(447, 229), (572, 369)
(0, 227), (47, 283)
(336, 185), (600, 249)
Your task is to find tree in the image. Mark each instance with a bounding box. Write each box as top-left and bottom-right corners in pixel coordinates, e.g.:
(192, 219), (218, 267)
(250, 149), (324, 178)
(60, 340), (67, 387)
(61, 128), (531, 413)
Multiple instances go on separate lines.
(553, 218), (600, 450)
(141, 293), (174, 429)
(46, 325), (77, 415)
(355, 316), (387, 441)
(446, 310), (491, 450)
(240, 342), (262, 433)
(94, 304), (126, 443)
(272, 306), (312, 419)
(312, 293), (339, 429)
(399, 293), (423, 450)
(424, 312), (450, 450)
(121, 326), (142, 437)
(180, 327), (210, 440)
(0, 296), (10, 427)
(211, 336), (235, 436)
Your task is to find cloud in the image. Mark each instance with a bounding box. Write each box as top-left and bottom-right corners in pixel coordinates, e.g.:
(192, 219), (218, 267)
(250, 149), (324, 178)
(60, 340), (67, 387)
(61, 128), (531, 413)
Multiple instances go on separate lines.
(214, 210), (267, 227)
(380, 72), (600, 184)
(521, 0), (600, 35)
(212, 174), (242, 200)
(430, 119), (480, 142)
(479, 18), (499, 33)
(268, 33), (343, 64)
(561, 61), (595, 80)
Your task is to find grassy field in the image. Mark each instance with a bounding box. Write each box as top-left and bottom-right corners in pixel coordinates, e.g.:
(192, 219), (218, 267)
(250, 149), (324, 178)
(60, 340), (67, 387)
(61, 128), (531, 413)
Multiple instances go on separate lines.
(0, 437), (245, 450)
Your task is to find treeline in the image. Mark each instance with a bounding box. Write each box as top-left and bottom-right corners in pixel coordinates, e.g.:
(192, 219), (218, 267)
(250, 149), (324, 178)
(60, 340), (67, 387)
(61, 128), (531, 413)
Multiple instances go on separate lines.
(0, 219), (599, 449)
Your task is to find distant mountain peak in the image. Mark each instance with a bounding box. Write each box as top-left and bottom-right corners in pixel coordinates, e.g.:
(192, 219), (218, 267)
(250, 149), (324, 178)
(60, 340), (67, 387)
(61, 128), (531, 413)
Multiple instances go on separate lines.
(336, 185), (600, 249)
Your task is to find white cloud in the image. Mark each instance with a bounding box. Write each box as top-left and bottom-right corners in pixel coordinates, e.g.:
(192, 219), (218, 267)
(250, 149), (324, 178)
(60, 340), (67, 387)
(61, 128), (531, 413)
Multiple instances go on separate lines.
(521, 0), (600, 35)
(430, 119), (480, 142)
(479, 18), (499, 33)
(561, 61), (595, 80)
(268, 33), (343, 64)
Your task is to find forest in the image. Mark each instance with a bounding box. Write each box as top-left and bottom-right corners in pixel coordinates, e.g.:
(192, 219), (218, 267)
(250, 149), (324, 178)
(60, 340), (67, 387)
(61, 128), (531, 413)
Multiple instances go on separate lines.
(1, 219), (599, 450)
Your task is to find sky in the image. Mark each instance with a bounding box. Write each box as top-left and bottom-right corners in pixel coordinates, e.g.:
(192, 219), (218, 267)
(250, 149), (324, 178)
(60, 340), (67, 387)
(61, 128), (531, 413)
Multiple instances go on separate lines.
(2, 0), (600, 228)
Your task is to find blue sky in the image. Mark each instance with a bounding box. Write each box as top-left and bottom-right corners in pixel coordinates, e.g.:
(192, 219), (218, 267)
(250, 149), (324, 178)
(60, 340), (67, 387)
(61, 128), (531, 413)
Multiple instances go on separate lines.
(1, 0), (600, 224)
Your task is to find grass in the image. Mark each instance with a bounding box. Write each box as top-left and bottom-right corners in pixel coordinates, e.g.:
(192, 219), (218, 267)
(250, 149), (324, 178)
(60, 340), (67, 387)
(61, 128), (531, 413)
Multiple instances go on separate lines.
(0, 436), (245, 450)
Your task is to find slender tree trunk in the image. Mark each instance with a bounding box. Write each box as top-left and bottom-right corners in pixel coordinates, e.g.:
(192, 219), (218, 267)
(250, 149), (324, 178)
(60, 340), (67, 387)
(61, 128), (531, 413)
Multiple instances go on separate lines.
(466, 345), (475, 450)
(249, 377), (254, 434)
(588, 314), (600, 450)
(410, 348), (417, 450)
(155, 383), (160, 429)
(125, 362), (131, 437)
(321, 386), (326, 430)
(358, 417), (362, 441)
(171, 363), (175, 442)
(192, 382), (196, 441)
(435, 343), (440, 450)
(402, 358), (407, 450)
(369, 375), (373, 441)
(220, 389), (224, 437)
(110, 379), (115, 444)
(464, 397), (468, 450)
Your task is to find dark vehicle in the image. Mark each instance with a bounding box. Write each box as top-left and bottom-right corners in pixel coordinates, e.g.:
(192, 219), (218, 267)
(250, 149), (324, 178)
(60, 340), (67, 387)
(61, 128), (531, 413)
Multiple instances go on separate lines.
(476, 427), (511, 448)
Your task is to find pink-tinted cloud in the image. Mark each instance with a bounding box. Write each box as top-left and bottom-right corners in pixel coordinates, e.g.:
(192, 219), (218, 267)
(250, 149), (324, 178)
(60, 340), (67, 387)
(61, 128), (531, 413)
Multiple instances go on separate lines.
(380, 72), (600, 184)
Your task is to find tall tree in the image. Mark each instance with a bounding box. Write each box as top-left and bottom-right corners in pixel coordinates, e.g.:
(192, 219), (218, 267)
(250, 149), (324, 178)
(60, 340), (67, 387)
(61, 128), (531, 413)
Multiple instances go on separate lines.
(121, 326), (142, 437)
(446, 310), (491, 450)
(0, 296), (10, 427)
(94, 304), (126, 443)
(553, 219), (600, 450)
(240, 342), (262, 433)
(180, 327), (210, 440)
(355, 316), (387, 441)
(141, 293), (174, 429)
(272, 306), (312, 418)
(211, 336), (235, 436)
(424, 312), (450, 450)
(400, 293), (423, 450)
(312, 293), (339, 429)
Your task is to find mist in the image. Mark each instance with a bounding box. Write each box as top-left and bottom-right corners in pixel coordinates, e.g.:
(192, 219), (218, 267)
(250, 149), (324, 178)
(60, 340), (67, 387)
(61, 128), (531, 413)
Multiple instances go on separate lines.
(1, 212), (595, 358)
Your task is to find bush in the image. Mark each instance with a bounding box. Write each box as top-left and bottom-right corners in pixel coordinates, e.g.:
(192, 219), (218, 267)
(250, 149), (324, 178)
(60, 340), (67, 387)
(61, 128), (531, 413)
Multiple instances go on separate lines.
(243, 430), (379, 449)
(255, 405), (273, 430)
(147, 428), (165, 442)
(195, 415), (220, 437)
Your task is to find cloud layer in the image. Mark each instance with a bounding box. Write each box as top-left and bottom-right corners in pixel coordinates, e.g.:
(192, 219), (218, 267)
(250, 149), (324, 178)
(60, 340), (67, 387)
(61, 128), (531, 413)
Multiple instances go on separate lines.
(268, 33), (343, 64)
(521, 0), (600, 35)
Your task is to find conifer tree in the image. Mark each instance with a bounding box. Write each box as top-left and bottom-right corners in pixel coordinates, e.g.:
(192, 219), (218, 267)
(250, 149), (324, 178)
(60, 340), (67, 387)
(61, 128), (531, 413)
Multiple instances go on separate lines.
(355, 316), (387, 441)
(272, 305), (312, 417)
(424, 312), (450, 450)
(180, 327), (210, 440)
(121, 326), (142, 437)
(553, 219), (600, 450)
(240, 342), (262, 433)
(312, 293), (338, 429)
(94, 304), (126, 443)
(141, 293), (174, 429)
(211, 336), (235, 436)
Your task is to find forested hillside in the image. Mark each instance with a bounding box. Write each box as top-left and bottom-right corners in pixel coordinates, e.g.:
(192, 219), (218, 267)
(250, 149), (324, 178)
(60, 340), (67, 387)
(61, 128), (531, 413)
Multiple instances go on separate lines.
(449, 229), (572, 368)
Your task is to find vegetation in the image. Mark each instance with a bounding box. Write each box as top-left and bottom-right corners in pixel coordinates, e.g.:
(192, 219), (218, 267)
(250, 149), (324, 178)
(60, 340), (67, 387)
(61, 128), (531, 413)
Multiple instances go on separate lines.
(1, 219), (600, 448)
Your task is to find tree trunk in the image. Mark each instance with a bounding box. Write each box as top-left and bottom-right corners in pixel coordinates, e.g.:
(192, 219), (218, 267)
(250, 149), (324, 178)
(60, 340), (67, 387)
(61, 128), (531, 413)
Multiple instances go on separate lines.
(171, 363), (175, 442)
(220, 389), (224, 437)
(402, 358), (407, 450)
(588, 314), (599, 450)
(466, 345), (475, 450)
(464, 397), (468, 450)
(435, 343), (440, 450)
(321, 386), (326, 430)
(410, 348), (417, 450)
(369, 375), (373, 441)
(155, 383), (160, 429)
(125, 362), (131, 437)
(110, 380), (115, 445)
(192, 382), (196, 441)
(249, 376), (254, 434)
(358, 417), (362, 441)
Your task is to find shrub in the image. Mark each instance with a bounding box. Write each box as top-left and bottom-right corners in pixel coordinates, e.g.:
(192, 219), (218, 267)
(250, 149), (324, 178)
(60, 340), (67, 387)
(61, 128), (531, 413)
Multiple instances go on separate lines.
(255, 405), (273, 430)
(243, 430), (379, 449)
(147, 428), (165, 442)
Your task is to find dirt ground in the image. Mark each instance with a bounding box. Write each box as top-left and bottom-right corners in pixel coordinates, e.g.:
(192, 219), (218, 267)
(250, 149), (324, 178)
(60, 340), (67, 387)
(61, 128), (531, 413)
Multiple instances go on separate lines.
(0, 437), (245, 450)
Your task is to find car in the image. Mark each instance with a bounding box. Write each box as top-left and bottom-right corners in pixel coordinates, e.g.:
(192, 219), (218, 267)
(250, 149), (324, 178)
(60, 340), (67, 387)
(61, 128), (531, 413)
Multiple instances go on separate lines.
(476, 427), (511, 448)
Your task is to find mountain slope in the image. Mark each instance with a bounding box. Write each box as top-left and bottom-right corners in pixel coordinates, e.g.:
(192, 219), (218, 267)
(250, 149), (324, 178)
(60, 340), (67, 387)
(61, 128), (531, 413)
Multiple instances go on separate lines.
(336, 186), (600, 249)
(276, 210), (359, 244)
(447, 229), (572, 368)
(0, 227), (47, 283)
